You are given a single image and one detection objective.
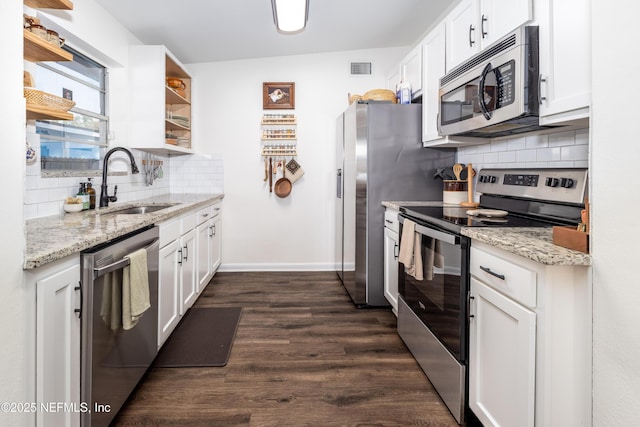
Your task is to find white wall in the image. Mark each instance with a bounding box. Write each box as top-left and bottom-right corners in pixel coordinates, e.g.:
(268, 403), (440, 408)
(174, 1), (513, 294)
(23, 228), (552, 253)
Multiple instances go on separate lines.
(0, 1), (28, 425)
(591, 2), (640, 425)
(188, 48), (405, 270)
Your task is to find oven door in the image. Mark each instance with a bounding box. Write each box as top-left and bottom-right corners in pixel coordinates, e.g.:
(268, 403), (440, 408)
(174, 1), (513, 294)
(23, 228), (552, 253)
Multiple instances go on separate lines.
(397, 216), (470, 362)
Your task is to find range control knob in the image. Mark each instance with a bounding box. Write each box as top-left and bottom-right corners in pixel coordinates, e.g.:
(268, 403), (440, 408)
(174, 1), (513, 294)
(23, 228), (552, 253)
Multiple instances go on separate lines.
(545, 177), (559, 187)
(560, 178), (574, 188)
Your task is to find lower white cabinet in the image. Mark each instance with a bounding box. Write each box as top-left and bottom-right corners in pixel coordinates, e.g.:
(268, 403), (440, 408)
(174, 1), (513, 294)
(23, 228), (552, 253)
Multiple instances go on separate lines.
(158, 238), (181, 348)
(180, 227), (197, 315)
(468, 241), (592, 427)
(196, 203), (222, 293)
(158, 213), (198, 347)
(35, 257), (81, 427)
(469, 277), (536, 427)
(383, 209), (399, 315)
(158, 202), (222, 348)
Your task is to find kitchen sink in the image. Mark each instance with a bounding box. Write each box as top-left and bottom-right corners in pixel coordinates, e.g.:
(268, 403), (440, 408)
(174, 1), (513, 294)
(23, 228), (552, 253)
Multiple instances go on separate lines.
(111, 205), (173, 215)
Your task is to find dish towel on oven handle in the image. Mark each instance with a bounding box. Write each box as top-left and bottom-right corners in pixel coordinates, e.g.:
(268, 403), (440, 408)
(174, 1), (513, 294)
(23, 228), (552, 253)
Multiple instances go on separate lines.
(122, 248), (151, 330)
(423, 237), (444, 281)
(398, 219), (423, 281)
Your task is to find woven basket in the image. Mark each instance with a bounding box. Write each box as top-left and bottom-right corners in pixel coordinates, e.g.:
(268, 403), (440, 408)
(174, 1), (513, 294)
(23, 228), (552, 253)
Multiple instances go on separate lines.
(348, 89), (396, 104)
(24, 88), (75, 111)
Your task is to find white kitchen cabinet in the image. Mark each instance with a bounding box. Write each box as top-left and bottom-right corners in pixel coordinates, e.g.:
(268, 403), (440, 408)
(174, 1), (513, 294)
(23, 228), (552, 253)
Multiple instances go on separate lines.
(196, 203), (222, 293)
(469, 277), (536, 427)
(180, 227), (197, 314)
(537, 0), (591, 125)
(383, 209), (399, 315)
(468, 241), (592, 427)
(158, 238), (181, 348)
(35, 257), (81, 427)
(129, 45), (193, 154)
(158, 212), (198, 347)
(445, 0), (533, 72)
(422, 22), (447, 145)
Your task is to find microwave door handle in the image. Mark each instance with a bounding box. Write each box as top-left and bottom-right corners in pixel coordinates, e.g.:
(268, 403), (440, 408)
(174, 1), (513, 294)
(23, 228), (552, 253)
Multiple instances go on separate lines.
(478, 62), (493, 120)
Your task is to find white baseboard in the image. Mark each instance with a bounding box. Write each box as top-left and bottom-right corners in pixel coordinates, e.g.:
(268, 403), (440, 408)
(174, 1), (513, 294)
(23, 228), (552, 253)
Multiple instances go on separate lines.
(218, 262), (338, 272)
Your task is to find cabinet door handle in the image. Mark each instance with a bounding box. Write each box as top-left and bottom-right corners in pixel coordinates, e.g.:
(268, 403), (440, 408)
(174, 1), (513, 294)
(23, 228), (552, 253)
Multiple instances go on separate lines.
(538, 74), (547, 104)
(385, 219), (394, 225)
(394, 243), (399, 259)
(480, 265), (505, 280)
(481, 15), (488, 39)
(213, 225), (216, 236)
(208, 225), (214, 237)
(74, 281), (82, 319)
(469, 24), (475, 46)
(178, 248), (183, 265)
(183, 244), (189, 261)
(468, 295), (475, 319)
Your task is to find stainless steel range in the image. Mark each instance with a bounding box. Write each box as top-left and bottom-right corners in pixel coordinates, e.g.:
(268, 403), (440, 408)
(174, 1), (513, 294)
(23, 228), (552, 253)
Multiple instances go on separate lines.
(396, 167), (587, 424)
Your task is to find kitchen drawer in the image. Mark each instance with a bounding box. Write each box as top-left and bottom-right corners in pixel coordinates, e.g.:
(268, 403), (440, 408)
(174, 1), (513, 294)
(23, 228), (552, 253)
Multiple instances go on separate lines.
(470, 246), (537, 308)
(384, 209), (399, 233)
(212, 202), (221, 218)
(196, 205), (213, 225)
(181, 212), (197, 233)
(159, 218), (181, 247)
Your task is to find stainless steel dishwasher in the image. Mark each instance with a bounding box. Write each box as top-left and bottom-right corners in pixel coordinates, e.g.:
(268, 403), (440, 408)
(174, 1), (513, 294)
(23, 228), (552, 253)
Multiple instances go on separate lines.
(80, 225), (159, 427)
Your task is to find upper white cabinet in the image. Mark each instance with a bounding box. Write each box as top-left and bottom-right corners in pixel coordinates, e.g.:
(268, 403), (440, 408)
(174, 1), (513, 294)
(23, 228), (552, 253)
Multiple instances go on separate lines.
(537, 0), (591, 125)
(129, 45), (193, 154)
(445, 0), (533, 72)
(422, 22), (446, 145)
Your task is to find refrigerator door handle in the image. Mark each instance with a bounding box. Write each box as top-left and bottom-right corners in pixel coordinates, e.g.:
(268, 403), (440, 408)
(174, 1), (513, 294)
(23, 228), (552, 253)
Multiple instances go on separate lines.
(336, 168), (342, 198)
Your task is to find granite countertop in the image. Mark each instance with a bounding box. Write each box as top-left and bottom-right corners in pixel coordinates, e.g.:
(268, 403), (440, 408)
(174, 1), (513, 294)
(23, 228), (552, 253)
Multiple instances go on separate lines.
(462, 227), (591, 266)
(382, 200), (443, 210)
(24, 193), (224, 270)
(383, 200), (591, 267)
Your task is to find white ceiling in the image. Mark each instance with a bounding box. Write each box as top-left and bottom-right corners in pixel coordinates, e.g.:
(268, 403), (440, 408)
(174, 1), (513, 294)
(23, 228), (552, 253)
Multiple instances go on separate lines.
(93, 0), (456, 64)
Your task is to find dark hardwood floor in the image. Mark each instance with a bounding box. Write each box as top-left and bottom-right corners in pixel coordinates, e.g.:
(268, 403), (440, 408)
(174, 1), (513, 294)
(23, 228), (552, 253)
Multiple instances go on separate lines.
(113, 271), (460, 426)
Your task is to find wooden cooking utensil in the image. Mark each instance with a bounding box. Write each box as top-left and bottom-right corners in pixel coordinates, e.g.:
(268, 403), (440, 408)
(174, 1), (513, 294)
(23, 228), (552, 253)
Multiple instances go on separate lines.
(269, 157), (273, 192)
(461, 163), (480, 208)
(453, 163), (463, 181)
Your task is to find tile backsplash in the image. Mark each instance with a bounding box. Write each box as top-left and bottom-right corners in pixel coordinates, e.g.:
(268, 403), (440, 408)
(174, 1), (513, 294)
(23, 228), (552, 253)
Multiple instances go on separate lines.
(456, 128), (589, 170)
(25, 133), (224, 220)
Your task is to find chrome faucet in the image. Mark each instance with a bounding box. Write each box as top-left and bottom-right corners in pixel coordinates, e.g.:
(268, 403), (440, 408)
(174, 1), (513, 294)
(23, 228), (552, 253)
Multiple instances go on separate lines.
(100, 147), (140, 208)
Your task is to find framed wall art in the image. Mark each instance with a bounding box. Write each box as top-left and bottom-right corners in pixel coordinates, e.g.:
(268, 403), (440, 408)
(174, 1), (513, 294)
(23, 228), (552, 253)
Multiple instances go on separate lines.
(263, 82), (295, 109)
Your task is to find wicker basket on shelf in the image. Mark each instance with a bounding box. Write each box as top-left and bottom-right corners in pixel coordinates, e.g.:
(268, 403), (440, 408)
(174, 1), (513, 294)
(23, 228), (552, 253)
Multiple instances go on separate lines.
(24, 88), (76, 111)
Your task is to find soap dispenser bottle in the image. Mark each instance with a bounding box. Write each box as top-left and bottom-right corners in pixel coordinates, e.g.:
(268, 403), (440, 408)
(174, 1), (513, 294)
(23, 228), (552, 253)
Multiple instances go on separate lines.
(86, 178), (96, 209)
(396, 65), (412, 104)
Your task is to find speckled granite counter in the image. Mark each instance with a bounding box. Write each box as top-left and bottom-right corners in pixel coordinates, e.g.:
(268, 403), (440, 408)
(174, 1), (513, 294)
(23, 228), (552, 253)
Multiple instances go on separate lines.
(383, 200), (591, 267)
(24, 194), (224, 269)
(382, 200), (443, 210)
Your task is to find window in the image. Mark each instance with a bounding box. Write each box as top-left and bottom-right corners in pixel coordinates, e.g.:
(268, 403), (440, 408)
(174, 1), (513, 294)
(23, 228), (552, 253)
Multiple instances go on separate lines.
(35, 47), (108, 171)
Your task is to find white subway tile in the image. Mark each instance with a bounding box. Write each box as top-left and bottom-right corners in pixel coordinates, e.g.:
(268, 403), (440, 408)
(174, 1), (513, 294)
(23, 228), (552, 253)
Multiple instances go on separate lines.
(524, 133), (548, 148)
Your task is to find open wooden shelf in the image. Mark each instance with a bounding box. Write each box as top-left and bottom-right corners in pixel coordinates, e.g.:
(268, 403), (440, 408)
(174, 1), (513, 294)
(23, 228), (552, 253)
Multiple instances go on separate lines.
(24, 29), (73, 63)
(24, 0), (73, 9)
(165, 119), (190, 132)
(165, 86), (190, 105)
(26, 104), (73, 121)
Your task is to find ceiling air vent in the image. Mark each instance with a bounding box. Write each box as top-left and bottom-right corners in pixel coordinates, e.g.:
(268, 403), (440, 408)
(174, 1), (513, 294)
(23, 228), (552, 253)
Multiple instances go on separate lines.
(350, 62), (372, 76)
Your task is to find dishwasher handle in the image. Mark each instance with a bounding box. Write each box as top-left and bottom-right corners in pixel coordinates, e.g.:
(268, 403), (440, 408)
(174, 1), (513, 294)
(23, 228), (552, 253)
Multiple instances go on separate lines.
(93, 238), (160, 279)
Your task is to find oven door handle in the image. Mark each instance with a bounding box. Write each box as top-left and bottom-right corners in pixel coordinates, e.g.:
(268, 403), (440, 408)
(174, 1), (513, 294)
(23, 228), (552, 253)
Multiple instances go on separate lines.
(93, 239), (160, 279)
(412, 222), (459, 245)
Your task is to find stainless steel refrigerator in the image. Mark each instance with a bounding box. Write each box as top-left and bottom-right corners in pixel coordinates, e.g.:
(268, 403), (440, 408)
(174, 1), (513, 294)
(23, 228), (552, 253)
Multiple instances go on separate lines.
(335, 101), (455, 306)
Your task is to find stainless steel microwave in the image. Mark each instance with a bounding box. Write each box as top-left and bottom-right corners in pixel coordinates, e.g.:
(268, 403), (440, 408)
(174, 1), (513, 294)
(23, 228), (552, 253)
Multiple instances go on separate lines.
(438, 26), (549, 138)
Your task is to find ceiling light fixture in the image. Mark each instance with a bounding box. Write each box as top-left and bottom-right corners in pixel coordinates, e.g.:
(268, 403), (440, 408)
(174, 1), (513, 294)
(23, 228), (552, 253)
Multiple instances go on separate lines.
(271, 0), (309, 33)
